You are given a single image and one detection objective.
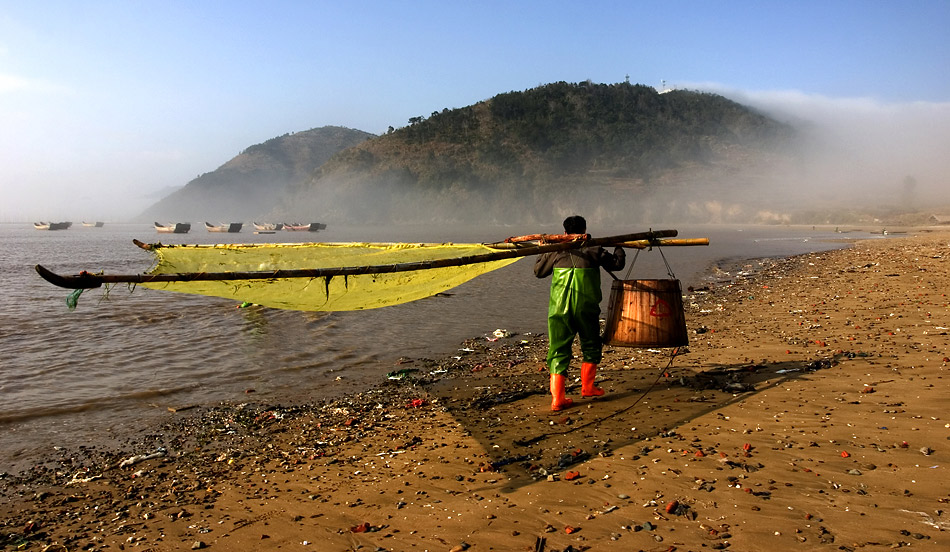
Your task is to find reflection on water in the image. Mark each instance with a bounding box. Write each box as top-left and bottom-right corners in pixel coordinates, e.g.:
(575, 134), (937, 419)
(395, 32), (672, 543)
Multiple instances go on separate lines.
(239, 304), (270, 338)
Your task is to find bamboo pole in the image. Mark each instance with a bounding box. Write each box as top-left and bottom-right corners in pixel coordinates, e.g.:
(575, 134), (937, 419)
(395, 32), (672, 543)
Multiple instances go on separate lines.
(485, 237), (709, 250)
(616, 237), (709, 249)
(36, 229), (679, 290)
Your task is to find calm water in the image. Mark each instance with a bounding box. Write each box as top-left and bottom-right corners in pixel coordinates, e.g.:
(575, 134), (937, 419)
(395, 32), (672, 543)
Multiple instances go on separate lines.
(0, 221), (878, 473)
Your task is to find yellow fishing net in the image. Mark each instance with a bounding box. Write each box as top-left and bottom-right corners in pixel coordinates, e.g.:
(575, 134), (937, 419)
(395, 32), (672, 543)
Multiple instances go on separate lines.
(140, 242), (521, 311)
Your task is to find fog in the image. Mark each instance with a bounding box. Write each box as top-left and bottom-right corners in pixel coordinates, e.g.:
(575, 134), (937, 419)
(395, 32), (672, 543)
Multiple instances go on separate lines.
(706, 86), (950, 213)
(7, 87), (949, 225)
(148, 88), (950, 227)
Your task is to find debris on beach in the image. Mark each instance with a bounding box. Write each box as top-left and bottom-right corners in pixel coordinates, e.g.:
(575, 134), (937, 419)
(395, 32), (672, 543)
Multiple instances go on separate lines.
(2, 232), (949, 551)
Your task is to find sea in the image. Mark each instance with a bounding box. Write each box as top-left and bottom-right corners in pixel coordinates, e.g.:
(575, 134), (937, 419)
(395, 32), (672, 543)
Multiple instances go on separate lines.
(0, 221), (884, 474)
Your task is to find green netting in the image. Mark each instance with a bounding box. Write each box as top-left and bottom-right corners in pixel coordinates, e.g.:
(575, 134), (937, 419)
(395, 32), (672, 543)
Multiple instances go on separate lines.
(66, 288), (83, 310)
(139, 242), (521, 311)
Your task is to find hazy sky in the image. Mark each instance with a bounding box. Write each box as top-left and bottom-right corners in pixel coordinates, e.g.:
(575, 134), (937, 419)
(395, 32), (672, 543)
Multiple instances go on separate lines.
(2, 1), (948, 221)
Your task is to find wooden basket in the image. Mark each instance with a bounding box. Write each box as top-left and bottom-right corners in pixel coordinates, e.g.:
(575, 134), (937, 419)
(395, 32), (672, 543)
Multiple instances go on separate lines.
(602, 279), (688, 348)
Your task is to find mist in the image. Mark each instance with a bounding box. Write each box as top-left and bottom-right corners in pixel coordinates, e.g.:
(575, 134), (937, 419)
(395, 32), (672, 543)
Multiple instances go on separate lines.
(705, 85), (950, 214)
(202, 87), (950, 228)
(7, 85), (950, 226)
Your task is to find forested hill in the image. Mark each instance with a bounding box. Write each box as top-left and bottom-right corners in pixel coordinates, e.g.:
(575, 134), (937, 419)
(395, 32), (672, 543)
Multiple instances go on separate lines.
(281, 81), (797, 225)
(140, 126), (374, 221)
(141, 82), (800, 224)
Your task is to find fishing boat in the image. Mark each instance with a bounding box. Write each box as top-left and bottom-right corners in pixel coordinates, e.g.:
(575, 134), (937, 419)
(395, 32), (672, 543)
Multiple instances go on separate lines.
(283, 222), (326, 232)
(82, 221), (105, 227)
(205, 222), (243, 233)
(253, 222), (284, 231)
(33, 230), (711, 314)
(154, 222), (191, 234)
(34, 222), (72, 230)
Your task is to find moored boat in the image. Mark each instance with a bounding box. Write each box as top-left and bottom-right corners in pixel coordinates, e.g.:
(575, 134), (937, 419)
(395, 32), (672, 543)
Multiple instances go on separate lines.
(155, 222), (191, 234)
(82, 221), (105, 227)
(34, 222), (73, 230)
(205, 222), (243, 233)
(283, 222), (327, 232)
(253, 222), (284, 231)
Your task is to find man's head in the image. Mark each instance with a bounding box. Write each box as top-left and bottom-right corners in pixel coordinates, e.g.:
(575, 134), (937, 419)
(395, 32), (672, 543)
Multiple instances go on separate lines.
(563, 215), (587, 235)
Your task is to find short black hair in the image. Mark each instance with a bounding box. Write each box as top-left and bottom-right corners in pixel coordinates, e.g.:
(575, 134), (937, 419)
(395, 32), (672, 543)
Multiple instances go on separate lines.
(563, 215), (587, 234)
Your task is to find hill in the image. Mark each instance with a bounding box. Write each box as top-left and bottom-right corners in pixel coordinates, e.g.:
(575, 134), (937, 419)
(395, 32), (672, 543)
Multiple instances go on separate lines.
(278, 81), (797, 225)
(139, 126), (374, 222)
(140, 82), (802, 225)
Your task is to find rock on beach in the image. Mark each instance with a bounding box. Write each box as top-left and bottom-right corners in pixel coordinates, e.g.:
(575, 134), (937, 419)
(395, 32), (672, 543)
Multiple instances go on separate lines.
(1, 230), (948, 551)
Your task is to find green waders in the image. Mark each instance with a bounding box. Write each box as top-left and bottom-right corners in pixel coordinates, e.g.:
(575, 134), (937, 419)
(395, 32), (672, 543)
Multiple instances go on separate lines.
(546, 266), (603, 375)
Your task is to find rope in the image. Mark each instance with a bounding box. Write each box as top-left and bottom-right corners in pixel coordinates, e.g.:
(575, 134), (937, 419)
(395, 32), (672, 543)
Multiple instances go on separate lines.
(657, 244), (677, 280)
(622, 248), (641, 280)
(621, 235), (677, 280)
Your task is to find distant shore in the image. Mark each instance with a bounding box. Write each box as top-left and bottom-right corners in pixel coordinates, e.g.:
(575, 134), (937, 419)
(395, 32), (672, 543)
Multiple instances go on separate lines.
(1, 229), (948, 551)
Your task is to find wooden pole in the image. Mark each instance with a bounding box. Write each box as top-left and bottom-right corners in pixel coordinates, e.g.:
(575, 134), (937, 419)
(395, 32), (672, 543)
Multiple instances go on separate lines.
(36, 229), (679, 290)
(486, 237), (709, 250)
(616, 237), (709, 249)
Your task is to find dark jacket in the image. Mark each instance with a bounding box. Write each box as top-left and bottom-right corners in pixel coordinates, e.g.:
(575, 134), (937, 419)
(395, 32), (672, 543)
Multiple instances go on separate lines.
(534, 246), (626, 278)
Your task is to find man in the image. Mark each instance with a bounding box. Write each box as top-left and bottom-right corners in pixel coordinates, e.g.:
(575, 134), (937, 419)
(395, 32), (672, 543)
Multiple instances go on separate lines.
(534, 216), (625, 411)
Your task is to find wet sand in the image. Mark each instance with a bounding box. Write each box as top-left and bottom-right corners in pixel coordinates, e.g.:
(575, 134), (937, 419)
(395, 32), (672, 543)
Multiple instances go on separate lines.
(2, 230), (948, 551)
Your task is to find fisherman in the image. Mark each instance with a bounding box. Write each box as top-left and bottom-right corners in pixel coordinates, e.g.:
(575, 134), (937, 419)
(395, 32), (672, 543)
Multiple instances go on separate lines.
(534, 215), (625, 411)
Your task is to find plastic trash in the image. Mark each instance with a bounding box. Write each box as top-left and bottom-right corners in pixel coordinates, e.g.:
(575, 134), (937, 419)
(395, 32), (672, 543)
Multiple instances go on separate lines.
(118, 447), (167, 468)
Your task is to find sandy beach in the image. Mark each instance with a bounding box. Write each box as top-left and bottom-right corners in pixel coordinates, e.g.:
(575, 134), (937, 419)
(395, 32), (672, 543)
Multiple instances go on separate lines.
(2, 230), (948, 551)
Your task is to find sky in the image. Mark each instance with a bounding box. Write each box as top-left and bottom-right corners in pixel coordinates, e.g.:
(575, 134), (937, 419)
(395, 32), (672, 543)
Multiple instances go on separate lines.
(1, 1), (949, 222)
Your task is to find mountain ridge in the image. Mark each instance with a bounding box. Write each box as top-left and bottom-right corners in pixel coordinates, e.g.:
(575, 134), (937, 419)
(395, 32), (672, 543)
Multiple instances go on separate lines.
(139, 126), (374, 221)
(141, 81), (803, 225)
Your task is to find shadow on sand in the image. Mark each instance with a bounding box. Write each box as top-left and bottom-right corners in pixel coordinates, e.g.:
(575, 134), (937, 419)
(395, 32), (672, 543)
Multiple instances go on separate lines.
(420, 335), (844, 494)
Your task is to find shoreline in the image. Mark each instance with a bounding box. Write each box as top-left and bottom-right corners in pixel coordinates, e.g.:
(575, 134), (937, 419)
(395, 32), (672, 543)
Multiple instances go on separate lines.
(2, 230), (949, 551)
